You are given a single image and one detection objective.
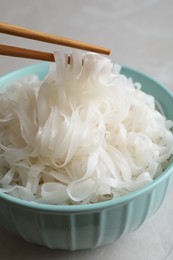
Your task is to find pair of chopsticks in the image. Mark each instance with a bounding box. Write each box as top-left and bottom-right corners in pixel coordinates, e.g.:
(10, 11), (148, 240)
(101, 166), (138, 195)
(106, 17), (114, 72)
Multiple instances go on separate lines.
(0, 22), (110, 63)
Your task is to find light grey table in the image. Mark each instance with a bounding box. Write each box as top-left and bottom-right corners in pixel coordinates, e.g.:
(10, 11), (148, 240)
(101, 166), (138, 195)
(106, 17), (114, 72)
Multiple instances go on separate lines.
(0, 0), (173, 259)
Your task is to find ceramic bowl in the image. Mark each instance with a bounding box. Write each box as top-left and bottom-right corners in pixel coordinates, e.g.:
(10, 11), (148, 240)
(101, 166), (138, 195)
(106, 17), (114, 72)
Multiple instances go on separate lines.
(0, 63), (173, 250)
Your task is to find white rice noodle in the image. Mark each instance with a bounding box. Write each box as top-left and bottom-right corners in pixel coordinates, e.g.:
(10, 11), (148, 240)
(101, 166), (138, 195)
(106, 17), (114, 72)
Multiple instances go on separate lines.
(0, 51), (173, 204)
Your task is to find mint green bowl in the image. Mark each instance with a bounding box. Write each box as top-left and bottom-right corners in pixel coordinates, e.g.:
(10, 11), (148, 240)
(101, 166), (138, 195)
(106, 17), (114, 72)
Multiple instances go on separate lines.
(0, 63), (173, 250)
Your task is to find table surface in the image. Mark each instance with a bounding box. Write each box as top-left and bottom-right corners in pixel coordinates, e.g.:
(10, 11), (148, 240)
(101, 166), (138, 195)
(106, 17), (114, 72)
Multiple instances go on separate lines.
(0, 0), (173, 259)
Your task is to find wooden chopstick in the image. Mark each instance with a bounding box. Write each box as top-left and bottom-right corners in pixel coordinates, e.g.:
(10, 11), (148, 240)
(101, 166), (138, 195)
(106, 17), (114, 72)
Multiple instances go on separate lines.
(0, 44), (56, 62)
(0, 22), (110, 55)
(0, 44), (72, 64)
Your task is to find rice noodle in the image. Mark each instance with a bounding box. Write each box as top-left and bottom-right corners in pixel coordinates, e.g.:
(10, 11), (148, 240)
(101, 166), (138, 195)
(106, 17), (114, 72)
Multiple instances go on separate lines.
(0, 51), (173, 204)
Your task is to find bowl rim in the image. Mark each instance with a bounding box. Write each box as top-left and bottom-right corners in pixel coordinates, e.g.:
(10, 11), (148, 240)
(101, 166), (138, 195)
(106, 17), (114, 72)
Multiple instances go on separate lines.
(0, 62), (173, 213)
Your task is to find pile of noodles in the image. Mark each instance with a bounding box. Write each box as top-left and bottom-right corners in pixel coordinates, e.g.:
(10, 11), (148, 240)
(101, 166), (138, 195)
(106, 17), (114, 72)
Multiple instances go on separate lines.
(0, 51), (173, 204)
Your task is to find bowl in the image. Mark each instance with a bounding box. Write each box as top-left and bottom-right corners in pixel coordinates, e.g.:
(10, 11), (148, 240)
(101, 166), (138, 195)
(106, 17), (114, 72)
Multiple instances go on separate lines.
(0, 63), (173, 250)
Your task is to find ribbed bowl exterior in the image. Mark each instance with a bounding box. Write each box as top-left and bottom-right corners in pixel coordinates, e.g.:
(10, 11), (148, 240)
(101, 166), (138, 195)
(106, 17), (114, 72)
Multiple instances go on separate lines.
(0, 63), (173, 250)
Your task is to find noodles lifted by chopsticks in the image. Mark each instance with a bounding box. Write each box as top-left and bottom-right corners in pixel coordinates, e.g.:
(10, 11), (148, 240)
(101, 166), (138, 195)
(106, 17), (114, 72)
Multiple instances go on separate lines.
(0, 51), (173, 204)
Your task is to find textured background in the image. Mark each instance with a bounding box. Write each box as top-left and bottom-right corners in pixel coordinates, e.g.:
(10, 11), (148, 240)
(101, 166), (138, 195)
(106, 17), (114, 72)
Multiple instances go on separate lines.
(0, 0), (173, 259)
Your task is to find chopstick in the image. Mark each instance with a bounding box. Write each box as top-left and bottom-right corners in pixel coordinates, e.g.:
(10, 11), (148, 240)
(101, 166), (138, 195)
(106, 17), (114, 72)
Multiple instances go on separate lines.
(0, 44), (55, 62)
(0, 22), (110, 55)
(0, 44), (71, 64)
